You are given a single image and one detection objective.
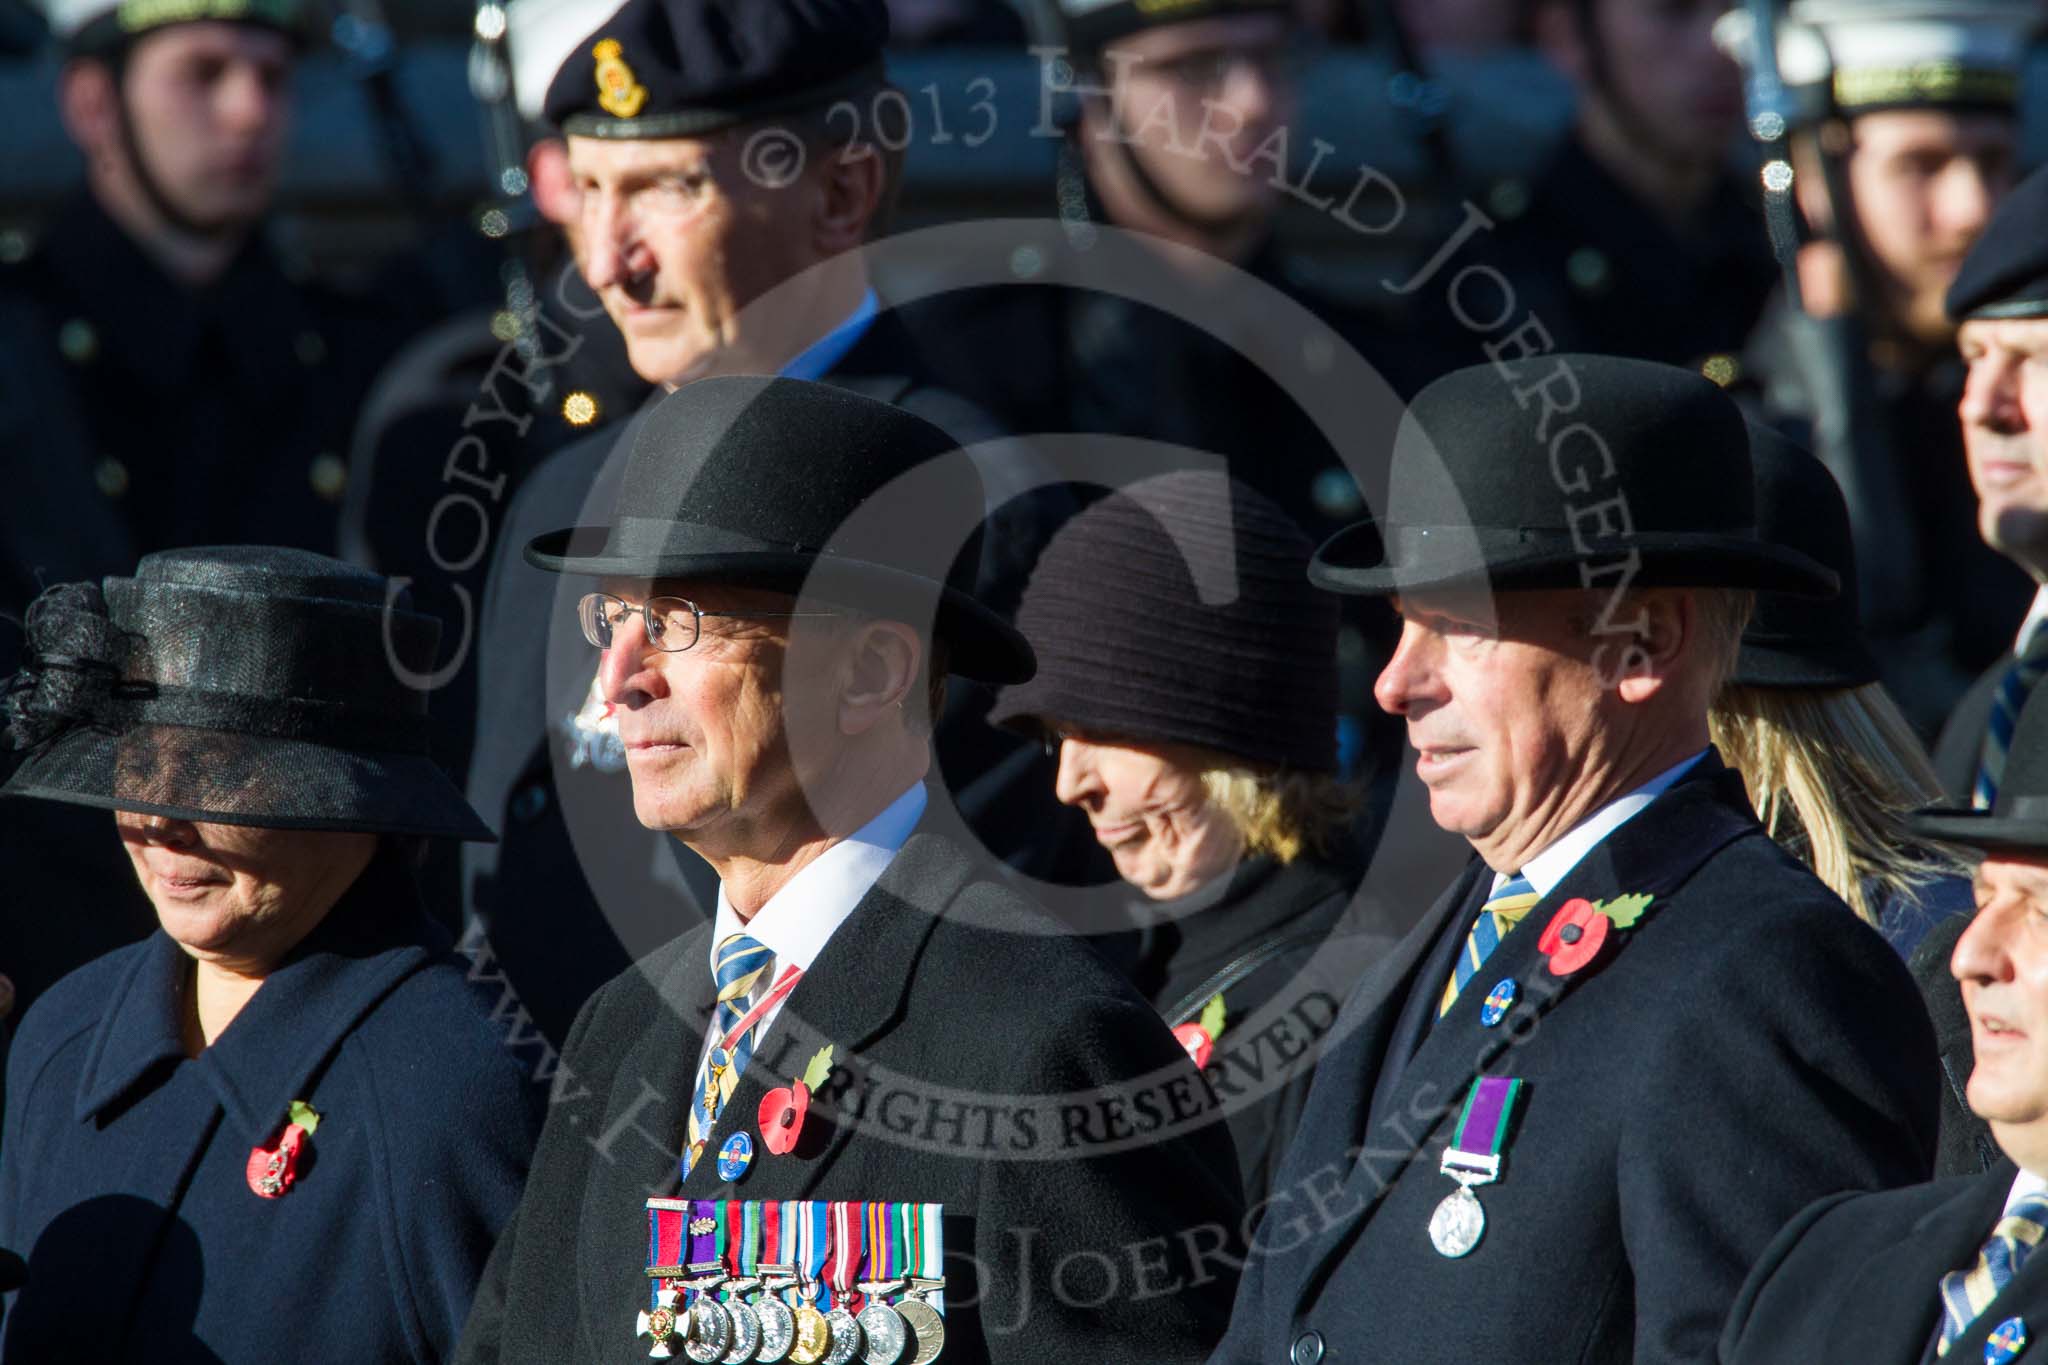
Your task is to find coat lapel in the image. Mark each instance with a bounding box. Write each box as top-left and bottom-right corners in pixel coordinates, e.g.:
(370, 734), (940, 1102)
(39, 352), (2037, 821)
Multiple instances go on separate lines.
(1942, 1167), (2048, 1364)
(1815, 1170), (2014, 1364)
(1294, 760), (1760, 1291)
(675, 828), (973, 1199)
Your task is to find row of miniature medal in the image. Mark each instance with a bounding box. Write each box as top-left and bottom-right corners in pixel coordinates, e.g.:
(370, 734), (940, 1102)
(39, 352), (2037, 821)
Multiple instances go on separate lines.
(641, 1197), (946, 1363)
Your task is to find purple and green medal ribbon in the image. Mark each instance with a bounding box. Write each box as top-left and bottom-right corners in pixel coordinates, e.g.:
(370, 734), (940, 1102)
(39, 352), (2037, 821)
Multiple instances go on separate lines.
(1447, 1076), (1522, 1170)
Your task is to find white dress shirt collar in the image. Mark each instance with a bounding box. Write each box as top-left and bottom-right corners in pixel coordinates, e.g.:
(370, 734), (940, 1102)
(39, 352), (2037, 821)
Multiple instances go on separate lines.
(1497, 750), (1709, 898)
(2007, 1167), (2047, 1216)
(707, 781), (927, 980)
(2017, 586), (2048, 658)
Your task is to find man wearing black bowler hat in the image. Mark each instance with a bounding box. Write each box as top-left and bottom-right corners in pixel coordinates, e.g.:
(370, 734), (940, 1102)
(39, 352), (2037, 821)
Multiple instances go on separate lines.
(1208, 355), (1940, 1364)
(456, 377), (1244, 1365)
(1721, 686), (2048, 1364)
(463, 0), (1087, 1057)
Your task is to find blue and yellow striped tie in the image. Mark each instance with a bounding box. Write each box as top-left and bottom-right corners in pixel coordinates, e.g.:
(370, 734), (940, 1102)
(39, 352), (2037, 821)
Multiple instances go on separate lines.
(1937, 1193), (2048, 1355)
(684, 933), (774, 1176)
(1975, 632), (2048, 808)
(1439, 874), (1540, 1017)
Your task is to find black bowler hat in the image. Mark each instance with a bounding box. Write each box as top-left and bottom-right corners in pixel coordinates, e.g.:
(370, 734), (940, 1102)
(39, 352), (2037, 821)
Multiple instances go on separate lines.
(543, 0), (888, 139)
(1310, 355), (1839, 599)
(1948, 164), (2048, 321)
(1, 547), (493, 841)
(524, 376), (1035, 684)
(1731, 424), (1880, 689)
(1911, 686), (2048, 853)
(1052, 0), (1293, 53)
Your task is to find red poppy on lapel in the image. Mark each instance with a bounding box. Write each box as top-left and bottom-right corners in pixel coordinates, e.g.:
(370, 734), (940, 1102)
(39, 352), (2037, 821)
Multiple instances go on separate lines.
(247, 1100), (321, 1199)
(1538, 898), (1610, 976)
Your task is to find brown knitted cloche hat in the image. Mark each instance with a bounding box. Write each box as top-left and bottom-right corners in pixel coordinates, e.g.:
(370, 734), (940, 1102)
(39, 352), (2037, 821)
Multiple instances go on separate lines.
(988, 472), (1339, 773)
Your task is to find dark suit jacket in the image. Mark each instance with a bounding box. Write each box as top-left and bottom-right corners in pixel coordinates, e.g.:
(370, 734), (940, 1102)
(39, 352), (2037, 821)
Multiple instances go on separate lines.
(1209, 758), (1940, 1365)
(1720, 1161), (2046, 1364)
(460, 310), (1095, 1052)
(453, 824), (1247, 1365)
(1936, 654), (2009, 803)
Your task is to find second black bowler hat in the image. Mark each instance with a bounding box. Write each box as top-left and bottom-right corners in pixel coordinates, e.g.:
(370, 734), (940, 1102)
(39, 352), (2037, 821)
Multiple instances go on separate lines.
(1731, 423), (1881, 689)
(524, 376), (1035, 685)
(1947, 162), (2048, 320)
(1911, 685), (2048, 853)
(1310, 354), (1838, 599)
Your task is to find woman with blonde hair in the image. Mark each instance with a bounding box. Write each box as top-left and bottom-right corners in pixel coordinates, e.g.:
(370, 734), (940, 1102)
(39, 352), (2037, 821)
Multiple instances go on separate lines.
(1711, 431), (1972, 958)
(988, 471), (1384, 1206)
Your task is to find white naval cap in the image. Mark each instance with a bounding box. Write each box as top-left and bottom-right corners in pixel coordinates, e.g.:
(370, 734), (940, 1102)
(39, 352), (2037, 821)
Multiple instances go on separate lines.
(1717, 0), (2040, 117)
(502, 0), (624, 124)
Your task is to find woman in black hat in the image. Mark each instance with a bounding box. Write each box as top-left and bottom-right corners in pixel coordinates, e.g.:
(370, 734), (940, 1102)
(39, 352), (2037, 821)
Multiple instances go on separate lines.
(0, 547), (537, 1364)
(1706, 432), (1971, 960)
(986, 471), (1380, 1208)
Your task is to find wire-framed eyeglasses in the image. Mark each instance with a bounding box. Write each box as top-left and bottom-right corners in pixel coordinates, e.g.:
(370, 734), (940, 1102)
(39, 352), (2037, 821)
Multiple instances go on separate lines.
(576, 592), (840, 653)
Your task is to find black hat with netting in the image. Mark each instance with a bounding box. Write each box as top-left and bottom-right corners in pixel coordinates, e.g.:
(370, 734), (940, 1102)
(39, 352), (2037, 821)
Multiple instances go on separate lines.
(1, 547), (493, 841)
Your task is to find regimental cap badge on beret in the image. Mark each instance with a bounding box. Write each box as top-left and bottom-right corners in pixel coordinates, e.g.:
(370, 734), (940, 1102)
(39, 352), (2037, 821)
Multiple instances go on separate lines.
(592, 37), (648, 119)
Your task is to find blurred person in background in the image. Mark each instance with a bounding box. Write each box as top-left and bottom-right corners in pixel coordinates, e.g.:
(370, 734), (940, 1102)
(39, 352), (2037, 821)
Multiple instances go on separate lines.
(0, 548), (535, 1363)
(340, 0), (654, 920)
(1468, 0), (1775, 369)
(986, 471), (1388, 1206)
(0, 0), (418, 1026)
(1728, 0), (2037, 739)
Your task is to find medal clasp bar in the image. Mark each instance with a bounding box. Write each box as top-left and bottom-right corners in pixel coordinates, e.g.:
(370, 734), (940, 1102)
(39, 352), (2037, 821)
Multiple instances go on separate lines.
(1440, 1150), (1500, 1186)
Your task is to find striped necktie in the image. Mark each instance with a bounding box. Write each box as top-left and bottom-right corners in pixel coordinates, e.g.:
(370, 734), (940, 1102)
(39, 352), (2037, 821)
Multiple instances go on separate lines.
(684, 933), (774, 1176)
(1439, 874), (1541, 1017)
(1976, 631), (2048, 808)
(1938, 1193), (2048, 1355)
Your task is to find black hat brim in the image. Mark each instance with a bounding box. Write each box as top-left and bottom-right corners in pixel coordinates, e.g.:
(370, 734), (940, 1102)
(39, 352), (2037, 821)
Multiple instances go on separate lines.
(1906, 803), (2048, 856)
(1731, 633), (1883, 690)
(523, 528), (1036, 685)
(1308, 523), (1840, 600)
(0, 727), (497, 842)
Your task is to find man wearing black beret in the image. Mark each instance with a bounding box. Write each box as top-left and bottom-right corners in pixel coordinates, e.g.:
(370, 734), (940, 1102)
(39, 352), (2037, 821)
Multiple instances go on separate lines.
(1721, 686), (2048, 1364)
(1932, 164), (2048, 811)
(1209, 355), (1939, 1363)
(463, 0), (1088, 1055)
(455, 377), (1245, 1364)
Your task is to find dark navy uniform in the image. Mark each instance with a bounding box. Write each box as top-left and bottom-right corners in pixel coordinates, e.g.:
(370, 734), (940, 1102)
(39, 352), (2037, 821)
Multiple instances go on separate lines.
(0, 854), (538, 1363)
(1473, 134), (1779, 373)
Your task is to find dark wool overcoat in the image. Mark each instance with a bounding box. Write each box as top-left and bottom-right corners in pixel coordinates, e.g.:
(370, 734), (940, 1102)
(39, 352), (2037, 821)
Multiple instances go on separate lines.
(1208, 758), (1941, 1365)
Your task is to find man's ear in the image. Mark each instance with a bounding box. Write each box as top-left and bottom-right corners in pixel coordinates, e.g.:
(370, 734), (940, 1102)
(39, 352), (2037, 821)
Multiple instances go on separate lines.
(840, 620), (921, 735)
(59, 59), (120, 163)
(527, 137), (581, 228)
(1598, 590), (1692, 704)
(813, 140), (886, 255)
